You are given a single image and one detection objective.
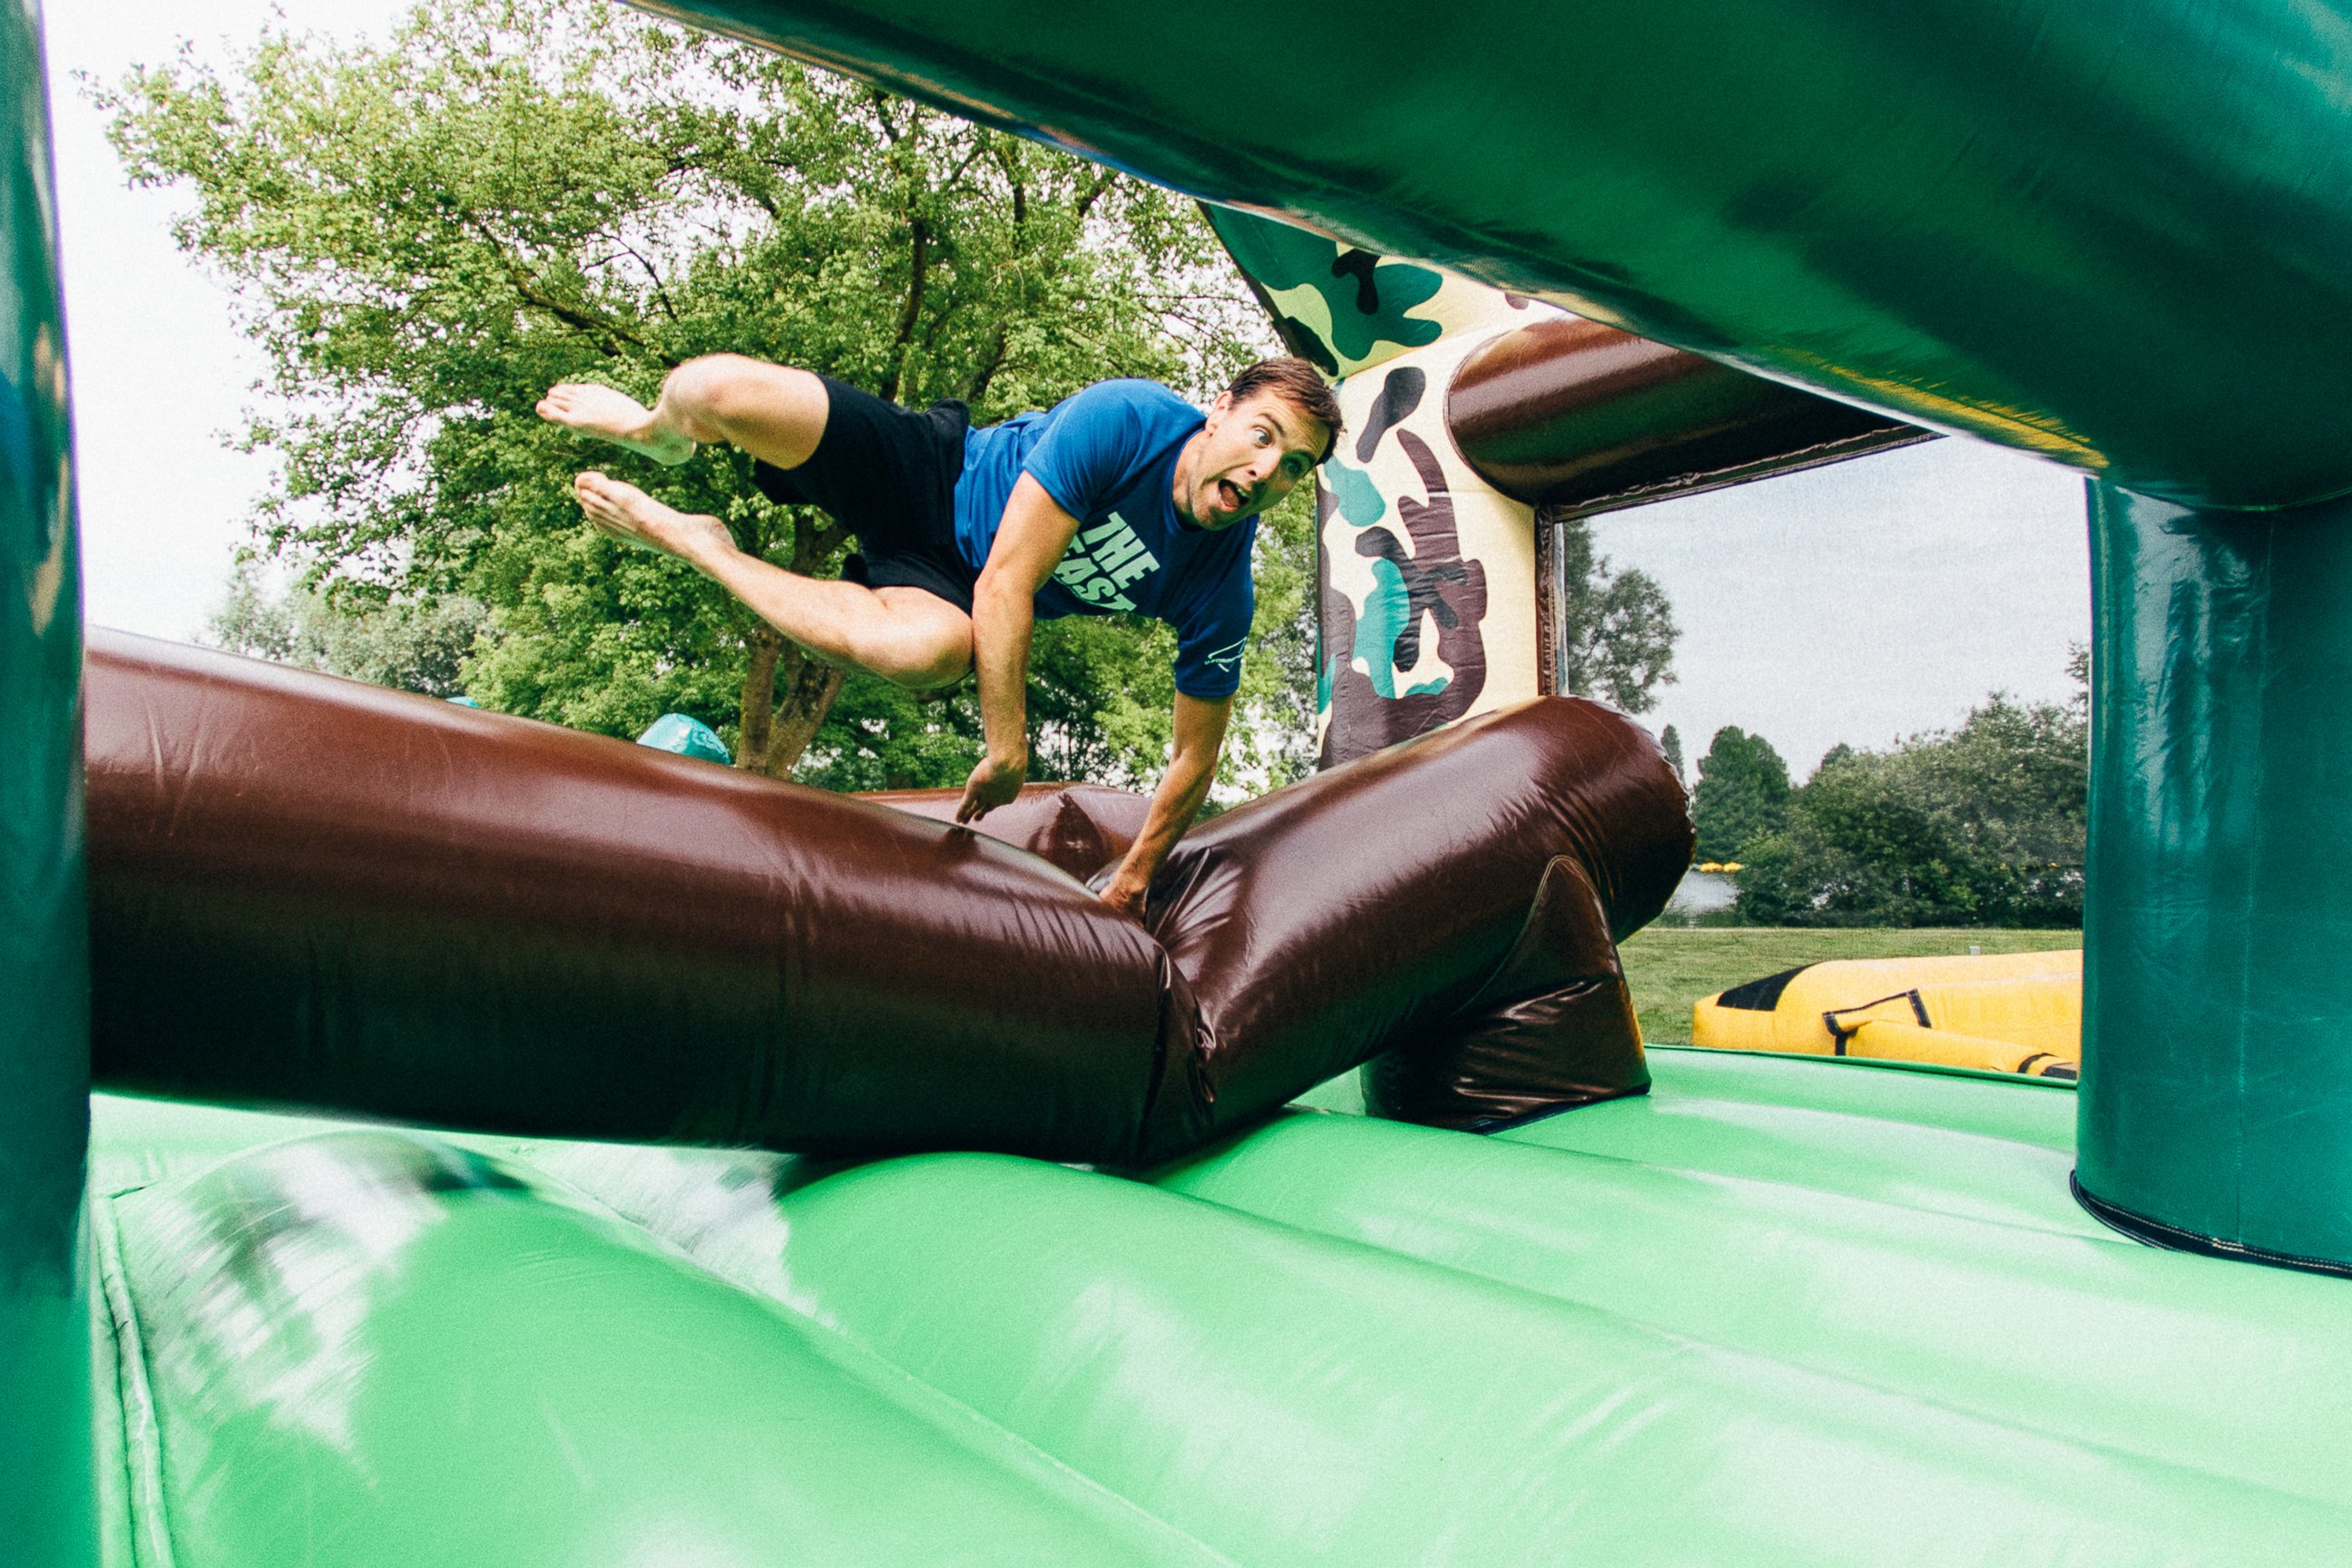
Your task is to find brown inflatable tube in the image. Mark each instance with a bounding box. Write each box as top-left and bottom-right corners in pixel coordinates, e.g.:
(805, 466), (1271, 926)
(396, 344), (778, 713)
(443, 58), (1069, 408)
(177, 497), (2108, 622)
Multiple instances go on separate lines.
(858, 782), (1150, 881)
(1146, 696), (1689, 1142)
(1446, 315), (1929, 514)
(83, 631), (1690, 1164)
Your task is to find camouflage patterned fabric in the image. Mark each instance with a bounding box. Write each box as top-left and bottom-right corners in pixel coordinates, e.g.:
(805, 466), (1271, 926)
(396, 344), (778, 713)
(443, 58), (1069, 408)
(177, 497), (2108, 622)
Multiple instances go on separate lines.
(1206, 207), (1547, 765)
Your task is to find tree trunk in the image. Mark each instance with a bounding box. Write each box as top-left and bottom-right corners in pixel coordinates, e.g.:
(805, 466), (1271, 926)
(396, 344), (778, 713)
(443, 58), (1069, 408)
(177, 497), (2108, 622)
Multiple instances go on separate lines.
(761, 642), (848, 779)
(733, 504), (855, 779)
(735, 628), (783, 769)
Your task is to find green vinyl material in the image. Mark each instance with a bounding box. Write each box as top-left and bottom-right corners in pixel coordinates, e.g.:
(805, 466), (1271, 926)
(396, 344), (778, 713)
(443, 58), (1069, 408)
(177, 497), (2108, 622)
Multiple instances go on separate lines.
(642, 0), (2352, 510)
(2, 1), (93, 1563)
(92, 1134), (1221, 1568)
(2081, 485), (2352, 1270)
(85, 1049), (2352, 1565)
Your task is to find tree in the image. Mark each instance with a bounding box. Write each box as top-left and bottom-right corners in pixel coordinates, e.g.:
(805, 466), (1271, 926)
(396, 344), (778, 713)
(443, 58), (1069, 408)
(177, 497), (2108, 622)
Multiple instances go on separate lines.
(102, 0), (1282, 784)
(1691, 726), (1790, 862)
(208, 561), (486, 699)
(1659, 723), (1685, 783)
(1552, 514), (1677, 713)
(1735, 673), (2089, 927)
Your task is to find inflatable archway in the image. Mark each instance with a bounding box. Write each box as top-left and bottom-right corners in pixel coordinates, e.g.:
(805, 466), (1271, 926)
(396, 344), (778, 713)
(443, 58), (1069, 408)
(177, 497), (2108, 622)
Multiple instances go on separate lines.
(1201, 205), (1924, 765)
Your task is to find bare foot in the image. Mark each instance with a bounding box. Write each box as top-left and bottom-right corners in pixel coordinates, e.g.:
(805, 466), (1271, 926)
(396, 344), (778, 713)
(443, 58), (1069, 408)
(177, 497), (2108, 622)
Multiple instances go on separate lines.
(537, 382), (697, 466)
(573, 472), (735, 564)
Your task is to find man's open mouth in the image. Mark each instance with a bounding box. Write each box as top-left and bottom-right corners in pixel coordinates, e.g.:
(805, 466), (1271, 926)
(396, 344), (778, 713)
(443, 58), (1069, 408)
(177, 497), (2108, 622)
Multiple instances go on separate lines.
(1218, 479), (1245, 511)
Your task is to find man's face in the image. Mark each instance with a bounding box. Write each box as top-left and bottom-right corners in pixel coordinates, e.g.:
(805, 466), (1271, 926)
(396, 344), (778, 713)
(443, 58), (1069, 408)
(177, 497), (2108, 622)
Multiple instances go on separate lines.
(1181, 389), (1329, 529)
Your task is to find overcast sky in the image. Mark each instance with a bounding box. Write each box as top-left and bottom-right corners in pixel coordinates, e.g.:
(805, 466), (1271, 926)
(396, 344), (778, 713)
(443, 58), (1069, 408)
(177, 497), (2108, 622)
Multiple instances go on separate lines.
(1595, 439), (2088, 774)
(45, 0), (414, 644)
(42, 0), (2092, 777)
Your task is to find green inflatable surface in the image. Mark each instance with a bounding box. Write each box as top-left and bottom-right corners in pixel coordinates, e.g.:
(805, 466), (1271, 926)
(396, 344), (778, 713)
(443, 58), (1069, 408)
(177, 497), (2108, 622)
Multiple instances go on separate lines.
(85, 1050), (2352, 1565)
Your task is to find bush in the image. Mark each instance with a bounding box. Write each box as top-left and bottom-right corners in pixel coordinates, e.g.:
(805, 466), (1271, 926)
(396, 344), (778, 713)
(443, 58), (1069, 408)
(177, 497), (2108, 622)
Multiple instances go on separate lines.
(1735, 689), (2086, 927)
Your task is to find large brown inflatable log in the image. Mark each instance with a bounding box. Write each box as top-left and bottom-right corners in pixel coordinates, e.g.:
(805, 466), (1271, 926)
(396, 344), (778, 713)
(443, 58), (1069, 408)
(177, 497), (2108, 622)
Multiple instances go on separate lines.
(83, 632), (1690, 1164)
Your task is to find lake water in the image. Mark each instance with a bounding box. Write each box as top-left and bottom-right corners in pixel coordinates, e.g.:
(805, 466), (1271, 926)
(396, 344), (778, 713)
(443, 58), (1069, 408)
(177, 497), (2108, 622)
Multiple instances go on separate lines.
(1659, 868), (1739, 925)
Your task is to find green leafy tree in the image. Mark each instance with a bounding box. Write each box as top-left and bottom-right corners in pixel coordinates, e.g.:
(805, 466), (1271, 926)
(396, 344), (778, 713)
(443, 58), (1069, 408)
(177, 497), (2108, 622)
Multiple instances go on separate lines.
(1552, 514), (1677, 713)
(1691, 725), (1790, 861)
(1736, 668), (2089, 926)
(1219, 477), (1321, 789)
(101, 0), (1294, 785)
(208, 561), (486, 699)
(1659, 722), (1685, 783)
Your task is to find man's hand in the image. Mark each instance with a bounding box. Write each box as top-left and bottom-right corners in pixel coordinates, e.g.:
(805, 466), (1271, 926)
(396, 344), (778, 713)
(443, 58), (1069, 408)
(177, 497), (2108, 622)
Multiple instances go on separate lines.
(1095, 691), (1230, 918)
(1098, 869), (1150, 922)
(956, 752), (1027, 824)
(965, 475), (1081, 826)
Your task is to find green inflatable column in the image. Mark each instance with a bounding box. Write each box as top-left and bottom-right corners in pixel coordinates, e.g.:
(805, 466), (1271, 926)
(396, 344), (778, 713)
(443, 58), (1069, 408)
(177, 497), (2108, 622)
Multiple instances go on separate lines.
(2079, 484), (2352, 1274)
(1, 0), (94, 1560)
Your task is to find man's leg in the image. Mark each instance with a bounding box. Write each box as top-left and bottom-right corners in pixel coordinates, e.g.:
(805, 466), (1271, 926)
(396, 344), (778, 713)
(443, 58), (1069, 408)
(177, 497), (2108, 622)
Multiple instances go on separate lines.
(538, 356), (829, 472)
(573, 472), (972, 690)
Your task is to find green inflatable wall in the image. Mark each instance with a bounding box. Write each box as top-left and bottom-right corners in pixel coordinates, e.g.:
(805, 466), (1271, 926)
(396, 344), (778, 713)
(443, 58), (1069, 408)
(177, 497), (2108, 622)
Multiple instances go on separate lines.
(0, 0), (93, 1559)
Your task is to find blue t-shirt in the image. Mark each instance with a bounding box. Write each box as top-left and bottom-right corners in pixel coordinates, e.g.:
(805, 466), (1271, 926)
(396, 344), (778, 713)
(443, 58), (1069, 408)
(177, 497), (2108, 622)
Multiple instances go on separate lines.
(952, 380), (1257, 700)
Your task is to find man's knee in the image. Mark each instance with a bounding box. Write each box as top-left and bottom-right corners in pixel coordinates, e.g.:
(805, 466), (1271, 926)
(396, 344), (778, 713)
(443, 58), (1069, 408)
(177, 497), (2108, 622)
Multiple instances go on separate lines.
(662, 355), (819, 444)
(860, 588), (972, 691)
(892, 642), (972, 692)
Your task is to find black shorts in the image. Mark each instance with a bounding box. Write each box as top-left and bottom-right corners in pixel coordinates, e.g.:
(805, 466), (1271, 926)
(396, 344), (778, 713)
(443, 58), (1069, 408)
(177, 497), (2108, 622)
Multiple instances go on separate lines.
(750, 376), (977, 612)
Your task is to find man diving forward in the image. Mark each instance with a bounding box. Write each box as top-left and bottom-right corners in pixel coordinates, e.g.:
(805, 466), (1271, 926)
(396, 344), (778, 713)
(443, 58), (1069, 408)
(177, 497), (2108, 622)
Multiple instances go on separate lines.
(537, 355), (1341, 918)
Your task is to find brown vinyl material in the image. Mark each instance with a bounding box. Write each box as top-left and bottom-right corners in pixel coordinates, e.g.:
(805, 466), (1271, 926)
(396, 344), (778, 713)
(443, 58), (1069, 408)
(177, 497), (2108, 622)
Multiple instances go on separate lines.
(1446, 316), (1928, 513)
(1145, 693), (1691, 1141)
(860, 782), (1150, 881)
(84, 632), (1178, 1162)
(84, 631), (1690, 1163)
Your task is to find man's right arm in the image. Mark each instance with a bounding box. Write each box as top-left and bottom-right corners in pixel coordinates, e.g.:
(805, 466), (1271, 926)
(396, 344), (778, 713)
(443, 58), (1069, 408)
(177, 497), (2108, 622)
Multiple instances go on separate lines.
(956, 473), (1083, 823)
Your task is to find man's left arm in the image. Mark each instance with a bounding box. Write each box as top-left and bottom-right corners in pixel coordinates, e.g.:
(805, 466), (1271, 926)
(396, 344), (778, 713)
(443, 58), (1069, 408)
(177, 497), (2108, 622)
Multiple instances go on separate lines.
(1099, 691), (1231, 920)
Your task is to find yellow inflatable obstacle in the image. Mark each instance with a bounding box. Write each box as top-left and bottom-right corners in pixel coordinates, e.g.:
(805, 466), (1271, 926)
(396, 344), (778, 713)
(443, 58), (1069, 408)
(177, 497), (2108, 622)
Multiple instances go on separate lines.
(1692, 949), (2082, 1080)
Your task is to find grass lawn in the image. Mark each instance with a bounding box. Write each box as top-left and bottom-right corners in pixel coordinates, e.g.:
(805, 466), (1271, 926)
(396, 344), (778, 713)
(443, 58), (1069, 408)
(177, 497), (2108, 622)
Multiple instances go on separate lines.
(1621, 926), (2082, 1046)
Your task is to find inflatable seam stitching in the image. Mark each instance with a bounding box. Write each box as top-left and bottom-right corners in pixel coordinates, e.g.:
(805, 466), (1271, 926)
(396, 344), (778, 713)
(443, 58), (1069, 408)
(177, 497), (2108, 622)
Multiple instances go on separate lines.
(92, 1196), (180, 1568)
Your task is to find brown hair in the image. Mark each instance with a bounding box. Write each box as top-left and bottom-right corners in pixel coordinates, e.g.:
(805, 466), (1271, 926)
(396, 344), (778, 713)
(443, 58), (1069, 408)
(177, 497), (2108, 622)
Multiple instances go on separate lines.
(1225, 357), (1344, 464)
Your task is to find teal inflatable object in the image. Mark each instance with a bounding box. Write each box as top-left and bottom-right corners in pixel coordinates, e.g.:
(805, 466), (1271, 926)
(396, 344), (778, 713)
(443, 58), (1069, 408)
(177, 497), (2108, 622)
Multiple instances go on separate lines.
(0, 0), (93, 1560)
(636, 710), (732, 764)
(84, 1052), (2352, 1564)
